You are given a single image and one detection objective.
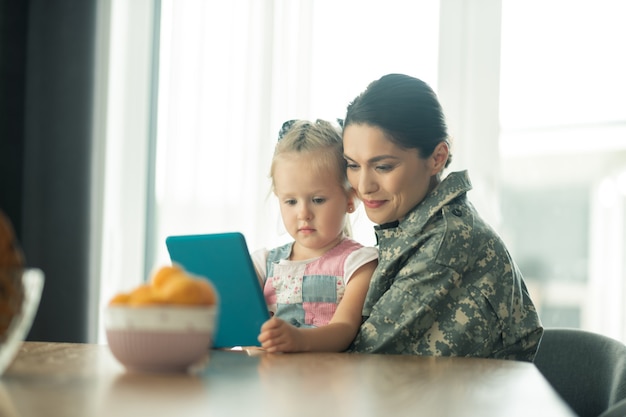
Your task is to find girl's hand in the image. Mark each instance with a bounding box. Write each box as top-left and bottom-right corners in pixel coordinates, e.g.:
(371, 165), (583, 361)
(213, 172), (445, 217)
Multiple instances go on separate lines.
(258, 317), (305, 353)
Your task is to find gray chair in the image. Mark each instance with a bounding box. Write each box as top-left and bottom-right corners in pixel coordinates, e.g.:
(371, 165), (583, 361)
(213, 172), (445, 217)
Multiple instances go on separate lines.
(600, 398), (626, 417)
(534, 327), (626, 417)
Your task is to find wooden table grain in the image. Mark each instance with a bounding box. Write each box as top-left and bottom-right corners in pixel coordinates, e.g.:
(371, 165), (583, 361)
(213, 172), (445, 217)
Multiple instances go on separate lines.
(0, 342), (575, 417)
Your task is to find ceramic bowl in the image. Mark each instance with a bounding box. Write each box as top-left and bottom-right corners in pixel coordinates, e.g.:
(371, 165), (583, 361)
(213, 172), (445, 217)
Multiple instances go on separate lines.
(104, 305), (218, 373)
(0, 268), (45, 376)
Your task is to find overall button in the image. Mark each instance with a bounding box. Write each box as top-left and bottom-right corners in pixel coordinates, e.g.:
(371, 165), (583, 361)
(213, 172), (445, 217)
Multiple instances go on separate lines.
(290, 318), (302, 327)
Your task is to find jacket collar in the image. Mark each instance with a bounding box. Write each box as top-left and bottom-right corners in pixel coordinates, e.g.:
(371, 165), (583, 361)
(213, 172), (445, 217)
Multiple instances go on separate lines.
(375, 170), (473, 237)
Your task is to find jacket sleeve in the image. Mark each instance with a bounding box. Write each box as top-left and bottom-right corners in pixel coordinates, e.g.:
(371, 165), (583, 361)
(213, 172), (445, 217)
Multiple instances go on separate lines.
(349, 208), (542, 360)
(348, 255), (498, 356)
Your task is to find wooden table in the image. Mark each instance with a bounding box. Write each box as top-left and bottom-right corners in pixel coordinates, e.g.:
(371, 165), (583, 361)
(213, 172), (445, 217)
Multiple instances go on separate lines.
(0, 342), (574, 417)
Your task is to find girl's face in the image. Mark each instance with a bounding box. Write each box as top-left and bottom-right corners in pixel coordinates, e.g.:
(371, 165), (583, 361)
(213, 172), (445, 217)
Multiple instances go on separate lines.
(343, 124), (447, 225)
(273, 152), (353, 260)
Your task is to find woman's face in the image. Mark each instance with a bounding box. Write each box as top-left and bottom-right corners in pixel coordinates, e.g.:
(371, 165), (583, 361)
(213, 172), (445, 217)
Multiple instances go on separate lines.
(343, 124), (443, 225)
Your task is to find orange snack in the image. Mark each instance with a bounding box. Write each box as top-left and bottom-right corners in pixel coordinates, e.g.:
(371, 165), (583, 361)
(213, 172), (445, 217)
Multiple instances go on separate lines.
(108, 292), (132, 306)
(108, 265), (217, 307)
(151, 264), (184, 289)
(127, 284), (162, 306)
(0, 210), (24, 268)
(155, 274), (217, 306)
(194, 279), (218, 305)
(0, 210), (25, 341)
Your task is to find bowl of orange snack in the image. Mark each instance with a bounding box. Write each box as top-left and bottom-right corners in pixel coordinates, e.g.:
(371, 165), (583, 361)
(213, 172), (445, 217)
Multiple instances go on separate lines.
(104, 264), (218, 373)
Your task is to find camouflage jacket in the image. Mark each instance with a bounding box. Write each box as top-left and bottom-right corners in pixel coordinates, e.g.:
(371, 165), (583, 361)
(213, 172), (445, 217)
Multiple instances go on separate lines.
(348, 171), (543, 361)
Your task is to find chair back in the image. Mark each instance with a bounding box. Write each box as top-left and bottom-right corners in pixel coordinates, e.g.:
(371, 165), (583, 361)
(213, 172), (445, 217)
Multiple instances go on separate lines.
(534, 328), (626, 417)
(599, 397), (626, 417)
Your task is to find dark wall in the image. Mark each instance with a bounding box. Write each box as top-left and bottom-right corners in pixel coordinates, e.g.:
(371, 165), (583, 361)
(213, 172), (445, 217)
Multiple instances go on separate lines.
(0, 0), (97, 342)
(0, 0), (28, 234)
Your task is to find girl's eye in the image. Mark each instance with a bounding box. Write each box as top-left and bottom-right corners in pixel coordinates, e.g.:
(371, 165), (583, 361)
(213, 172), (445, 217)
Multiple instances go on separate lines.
(346, 163), (359, 170)
(312, 197), (326, 205)
(375, 164), (393, 172)
(284, 199), (297, 206)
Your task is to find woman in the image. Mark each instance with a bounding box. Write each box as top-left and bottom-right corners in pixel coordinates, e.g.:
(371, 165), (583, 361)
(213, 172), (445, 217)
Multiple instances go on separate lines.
(341, 73), (543, 361)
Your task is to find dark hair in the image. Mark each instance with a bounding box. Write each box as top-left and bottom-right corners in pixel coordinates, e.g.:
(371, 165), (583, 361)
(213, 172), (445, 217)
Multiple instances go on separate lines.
(344, 73), (452, 167)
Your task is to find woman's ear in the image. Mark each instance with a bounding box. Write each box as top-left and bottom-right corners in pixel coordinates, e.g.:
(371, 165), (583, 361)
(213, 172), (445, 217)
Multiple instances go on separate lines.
(430, 142), (449, 175)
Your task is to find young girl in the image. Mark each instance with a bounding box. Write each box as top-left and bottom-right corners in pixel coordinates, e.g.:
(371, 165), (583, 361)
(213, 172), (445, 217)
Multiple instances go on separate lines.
(253, 119), (378, 353)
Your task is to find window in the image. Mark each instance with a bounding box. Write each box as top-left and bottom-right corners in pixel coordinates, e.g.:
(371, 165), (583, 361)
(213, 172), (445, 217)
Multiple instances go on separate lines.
(498, 0), (626, 340)
(97, 0), (626, 344)
(152, 0), (440, 263)
(97, 0), (441, 343)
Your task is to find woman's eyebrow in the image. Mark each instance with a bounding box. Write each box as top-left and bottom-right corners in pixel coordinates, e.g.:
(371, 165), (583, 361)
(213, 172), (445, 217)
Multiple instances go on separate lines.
(344, 154), (400, 164)
(369, 155), (399, 163)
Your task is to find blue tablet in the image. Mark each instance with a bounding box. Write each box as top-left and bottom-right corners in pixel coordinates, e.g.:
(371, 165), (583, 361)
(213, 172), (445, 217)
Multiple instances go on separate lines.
(165, 232), (270, 348)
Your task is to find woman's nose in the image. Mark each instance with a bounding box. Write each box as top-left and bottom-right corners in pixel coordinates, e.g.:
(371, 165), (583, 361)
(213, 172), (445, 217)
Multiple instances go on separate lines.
(357, 170), (377, 196)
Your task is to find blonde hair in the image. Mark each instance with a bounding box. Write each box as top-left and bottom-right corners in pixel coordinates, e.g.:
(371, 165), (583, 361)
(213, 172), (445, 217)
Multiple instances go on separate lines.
(270, 119), (353, 236)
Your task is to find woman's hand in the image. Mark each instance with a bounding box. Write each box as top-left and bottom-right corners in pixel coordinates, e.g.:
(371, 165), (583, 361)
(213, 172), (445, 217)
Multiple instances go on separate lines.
(258, 317), (306, 353)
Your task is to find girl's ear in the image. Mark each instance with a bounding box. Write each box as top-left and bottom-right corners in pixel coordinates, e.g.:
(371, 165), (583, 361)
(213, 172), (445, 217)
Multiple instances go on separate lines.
(346, 188), (356, 213)
(430, 142), (449, 175)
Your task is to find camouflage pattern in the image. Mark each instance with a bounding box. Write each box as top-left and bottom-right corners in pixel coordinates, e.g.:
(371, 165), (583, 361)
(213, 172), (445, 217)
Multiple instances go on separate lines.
(348, 171), (543, 362)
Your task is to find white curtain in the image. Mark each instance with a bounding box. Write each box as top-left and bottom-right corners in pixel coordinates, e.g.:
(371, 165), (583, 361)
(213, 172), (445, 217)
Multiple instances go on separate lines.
(154, 0), (281, 264)
(96, 0), (441, 343)
(152, 0), (441, 267)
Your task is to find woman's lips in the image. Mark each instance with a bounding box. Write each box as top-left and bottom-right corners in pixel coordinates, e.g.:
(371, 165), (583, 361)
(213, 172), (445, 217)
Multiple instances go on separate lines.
(363, 199), (386, 209)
